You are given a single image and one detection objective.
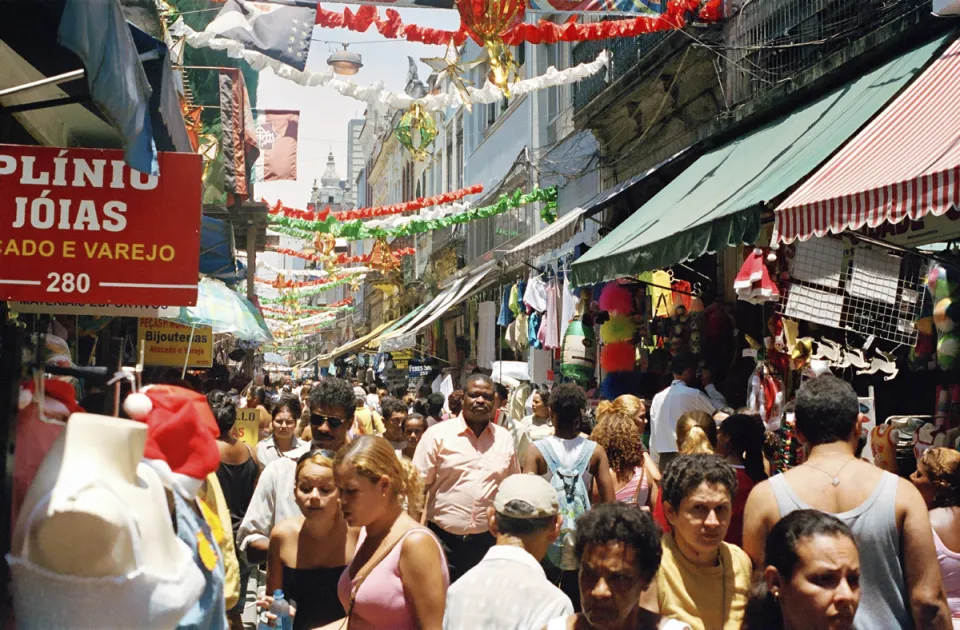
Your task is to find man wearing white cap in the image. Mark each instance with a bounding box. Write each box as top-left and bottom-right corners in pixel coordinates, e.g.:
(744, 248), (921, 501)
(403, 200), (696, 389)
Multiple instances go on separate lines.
(443, 474), (574, 630)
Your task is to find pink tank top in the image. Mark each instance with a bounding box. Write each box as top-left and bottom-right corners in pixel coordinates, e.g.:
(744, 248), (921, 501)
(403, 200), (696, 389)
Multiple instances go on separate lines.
(614, 466), (650, 505)
(337, 527), (449, 630)
(933, 527), (960, 618)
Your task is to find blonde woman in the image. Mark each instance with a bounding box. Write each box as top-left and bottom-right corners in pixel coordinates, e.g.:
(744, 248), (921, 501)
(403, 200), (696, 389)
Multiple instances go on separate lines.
(592, 412), (660, 509)
(260, 449), (359, 630)
(331, 436), (448, 630)
(675, 410), (718, 455)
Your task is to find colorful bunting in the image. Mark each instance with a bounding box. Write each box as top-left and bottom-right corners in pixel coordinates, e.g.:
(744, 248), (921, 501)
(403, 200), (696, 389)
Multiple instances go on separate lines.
(266, 184), (483, 223)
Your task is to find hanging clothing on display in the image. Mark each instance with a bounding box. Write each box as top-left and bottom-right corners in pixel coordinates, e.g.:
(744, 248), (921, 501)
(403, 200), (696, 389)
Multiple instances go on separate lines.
(497, 287), (514, 326)
(561, 276), (578, 341)
(524, 274), (548, 313)
(171, 490), (228, 630)
(672, 280), (692, 311)
(539, 280), (561, 350)
(478, 302), (497, 369)
(444, 319), (458, 364)
(530, 348), (553, 386)
(509, 283), (522, 316)
(644, 270), (674, 318)
(528, 311), (543, 350)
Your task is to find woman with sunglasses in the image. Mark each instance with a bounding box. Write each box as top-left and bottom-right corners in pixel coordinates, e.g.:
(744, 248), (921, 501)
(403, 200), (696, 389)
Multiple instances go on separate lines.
(332, 435), (448, 630)
(259, 449), (359, 630)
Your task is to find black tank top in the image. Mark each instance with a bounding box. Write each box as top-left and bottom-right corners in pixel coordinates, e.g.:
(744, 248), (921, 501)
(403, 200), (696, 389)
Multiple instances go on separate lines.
(215, 446), (258, 533)
(282, 564), (347, 630)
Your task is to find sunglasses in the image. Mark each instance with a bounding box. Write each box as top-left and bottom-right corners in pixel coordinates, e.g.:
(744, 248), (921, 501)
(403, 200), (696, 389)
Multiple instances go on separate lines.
(310, 413), (349, 429)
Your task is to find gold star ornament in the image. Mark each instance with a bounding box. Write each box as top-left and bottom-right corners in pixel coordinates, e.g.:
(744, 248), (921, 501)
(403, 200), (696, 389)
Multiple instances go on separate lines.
(421, 38), (485, 112)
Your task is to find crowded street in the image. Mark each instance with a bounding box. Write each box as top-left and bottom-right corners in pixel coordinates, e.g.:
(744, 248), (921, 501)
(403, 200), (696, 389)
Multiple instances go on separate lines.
(2, 0), (960, 629)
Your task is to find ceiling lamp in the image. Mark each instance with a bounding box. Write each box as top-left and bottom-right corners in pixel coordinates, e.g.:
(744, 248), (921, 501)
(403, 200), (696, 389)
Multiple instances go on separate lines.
(327, 45), (363, 76)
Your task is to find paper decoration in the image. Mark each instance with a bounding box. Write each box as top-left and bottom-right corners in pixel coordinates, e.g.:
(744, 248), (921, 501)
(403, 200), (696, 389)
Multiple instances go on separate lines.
(267, 184), (482, 223)
(256, 275), (355, 290)
(267, 187), (558, 241)
(269, 246), (416, 265)
(791, 238), (844, 288)
(259, 274), (368, 304)
(395, 104), (438, 160)
(421, 39), (486, 112)
(457, 0), (527, 95)
(172, 18), (610, 114)
(784, 285), (844, 328)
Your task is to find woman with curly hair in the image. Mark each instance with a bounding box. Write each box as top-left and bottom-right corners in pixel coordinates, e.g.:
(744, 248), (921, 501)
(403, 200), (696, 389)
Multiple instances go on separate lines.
(592, 414), (660, 509)
(910, 447), (960, 625)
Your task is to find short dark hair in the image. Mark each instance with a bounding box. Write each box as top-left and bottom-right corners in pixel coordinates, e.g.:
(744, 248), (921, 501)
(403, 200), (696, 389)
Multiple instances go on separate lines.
(310, 377), (355, 418)
(390, 383), (407, 399)
(574, 503), (662, 583)
(494, 382), (508, 402)
(365, 384), (378, 394)
(418, 384), (433, 398)
(402, 413), (425, 431)
(448, 390), (465, 415)
(661, 454), (737, 509)
(795, 375), (859, 446)
(412, 398), (428, 416)
(533, 388), (550, 406)
(671, 351), (698, 376)
(495, 511), (556, 536)
(273, 393), (302, 420)
(206, 389), (237, 437)
(380, 396), (408, 420)
(426, 393), (445, 416)
(466, 372), (493, 389)
(550, 383), (586, 427)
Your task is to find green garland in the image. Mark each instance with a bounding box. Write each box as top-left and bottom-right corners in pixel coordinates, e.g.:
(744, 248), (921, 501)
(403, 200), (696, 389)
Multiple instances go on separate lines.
(259, 275), (363, 304)
(267, 186), (558, 241)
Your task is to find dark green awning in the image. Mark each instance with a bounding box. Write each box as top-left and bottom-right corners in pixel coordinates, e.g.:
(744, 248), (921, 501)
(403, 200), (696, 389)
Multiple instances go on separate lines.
(571, 35), (949, 286)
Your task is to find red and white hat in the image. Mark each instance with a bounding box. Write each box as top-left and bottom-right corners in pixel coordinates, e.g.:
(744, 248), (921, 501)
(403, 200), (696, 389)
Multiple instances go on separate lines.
(124, 385), (220, 498)
(19, 378), (84, 418)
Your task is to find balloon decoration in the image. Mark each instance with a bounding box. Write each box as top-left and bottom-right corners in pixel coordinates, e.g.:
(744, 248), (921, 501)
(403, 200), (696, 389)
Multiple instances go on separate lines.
(395, 104), (438, 160)
(267, 186), (558, 242)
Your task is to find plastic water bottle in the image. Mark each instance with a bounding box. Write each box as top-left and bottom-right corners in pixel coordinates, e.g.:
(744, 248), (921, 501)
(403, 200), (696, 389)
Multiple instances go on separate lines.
(257, 589), (293, 630)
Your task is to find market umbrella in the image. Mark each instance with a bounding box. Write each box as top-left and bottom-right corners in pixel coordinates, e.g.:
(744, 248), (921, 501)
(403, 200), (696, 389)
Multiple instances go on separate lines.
(160, 276), (273, 344)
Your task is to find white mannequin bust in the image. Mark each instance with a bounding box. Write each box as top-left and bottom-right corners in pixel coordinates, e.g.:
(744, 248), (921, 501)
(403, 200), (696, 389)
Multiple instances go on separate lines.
(13, 413), (182, 578)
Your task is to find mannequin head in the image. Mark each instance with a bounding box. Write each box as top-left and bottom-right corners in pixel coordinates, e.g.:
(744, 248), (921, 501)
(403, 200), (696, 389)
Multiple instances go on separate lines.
(294, 450), (339, 525)
(335, 436), (422, 527)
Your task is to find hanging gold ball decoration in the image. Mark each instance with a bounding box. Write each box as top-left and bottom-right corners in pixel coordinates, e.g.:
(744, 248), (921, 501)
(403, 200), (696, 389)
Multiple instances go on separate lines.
(456, 0), (525, 96)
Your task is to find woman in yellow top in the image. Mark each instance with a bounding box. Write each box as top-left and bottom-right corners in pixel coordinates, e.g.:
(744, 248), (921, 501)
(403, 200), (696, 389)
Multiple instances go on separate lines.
(650, 454), (752, 630)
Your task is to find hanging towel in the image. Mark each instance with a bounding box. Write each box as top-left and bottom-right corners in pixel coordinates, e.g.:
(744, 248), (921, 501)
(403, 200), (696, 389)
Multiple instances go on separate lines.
(478, 302), (497, 369)
(528, 311), (543, 350)
(497, 286), (514, 326)
(524, 274), (548, 312)
(561, 276), (578, 341)
(539, 280), (561, 350)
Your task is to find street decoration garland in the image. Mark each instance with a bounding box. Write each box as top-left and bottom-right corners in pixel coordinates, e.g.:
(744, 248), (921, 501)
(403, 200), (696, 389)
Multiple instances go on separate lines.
(263, 305), (354, 320)
(266, 186), (557, 241)
(261, 299), (354, 317)
(269, 246), (415, 266)
(172, 17), (610, 114)
(456, 0), (526, 95)
(314, 0), (720, 47)
(255, 275), (355, 290)
(259, 273), (368, 303)
(267, 184), (483, 224)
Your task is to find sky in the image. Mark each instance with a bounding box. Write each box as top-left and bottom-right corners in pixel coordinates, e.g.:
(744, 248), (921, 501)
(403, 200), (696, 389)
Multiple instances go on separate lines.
(255, 6), (461, 209)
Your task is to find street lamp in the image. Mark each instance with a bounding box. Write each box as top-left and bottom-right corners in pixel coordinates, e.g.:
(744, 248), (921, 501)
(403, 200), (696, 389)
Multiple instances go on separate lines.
(327, 45), (363, 76)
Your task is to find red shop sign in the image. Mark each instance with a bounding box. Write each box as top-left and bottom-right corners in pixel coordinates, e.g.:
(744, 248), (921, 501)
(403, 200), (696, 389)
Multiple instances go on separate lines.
(0, 145), (201, 306)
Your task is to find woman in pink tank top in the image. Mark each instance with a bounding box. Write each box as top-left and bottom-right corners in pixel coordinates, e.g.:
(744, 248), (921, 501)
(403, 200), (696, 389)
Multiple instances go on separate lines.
(333, 436), (449, 630)
(591, 413), (660, 509)
(910, 447), (960, 624)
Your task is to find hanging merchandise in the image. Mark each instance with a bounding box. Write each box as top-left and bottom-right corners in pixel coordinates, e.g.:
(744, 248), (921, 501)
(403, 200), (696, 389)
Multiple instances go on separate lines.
(561, 318), (597, 385)
(539, 279), (561, 350)
(734, 247), (781, 304)
(395, 103), (438, 160)
(746, 362), (785, 431)
(928, 265), (960, 370)
(598, 283), (633, 315)
(600, 314), (636, 344)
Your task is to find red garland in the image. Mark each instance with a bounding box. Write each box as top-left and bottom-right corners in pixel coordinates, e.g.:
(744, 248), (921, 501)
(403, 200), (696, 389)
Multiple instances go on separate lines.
(314, 0), (721, 47)
(255, 276), (353, 290)
(265, 184), (483, 223)
(269, 247), (416, 264)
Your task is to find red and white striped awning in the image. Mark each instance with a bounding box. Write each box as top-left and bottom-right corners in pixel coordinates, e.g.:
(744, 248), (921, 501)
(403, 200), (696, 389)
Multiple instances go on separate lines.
(773, 37), (960, 244)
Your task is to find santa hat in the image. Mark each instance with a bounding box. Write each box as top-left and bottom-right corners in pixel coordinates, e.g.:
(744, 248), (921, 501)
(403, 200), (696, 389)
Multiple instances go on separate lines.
(123, 385), (220, 498)
(19, 378), (84, 418)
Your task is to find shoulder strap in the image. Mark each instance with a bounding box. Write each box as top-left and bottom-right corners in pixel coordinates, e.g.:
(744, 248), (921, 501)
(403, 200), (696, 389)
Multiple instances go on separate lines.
(347, 527), (421, 620)
(633, 466), (647, 504)
(536, 439), (560, 472)
(571, 441), (596, 474)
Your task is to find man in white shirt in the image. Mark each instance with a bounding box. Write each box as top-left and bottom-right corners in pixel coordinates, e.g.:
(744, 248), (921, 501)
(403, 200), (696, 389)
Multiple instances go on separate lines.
(649, 352), (721, 468)
(236, 377), (354, 563)
(443, 474), (573, 630)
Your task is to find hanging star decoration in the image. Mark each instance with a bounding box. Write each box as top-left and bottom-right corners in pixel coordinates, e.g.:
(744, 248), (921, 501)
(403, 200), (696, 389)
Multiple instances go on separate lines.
(420, 38), (485, 112)
(395, 103), (438, 161)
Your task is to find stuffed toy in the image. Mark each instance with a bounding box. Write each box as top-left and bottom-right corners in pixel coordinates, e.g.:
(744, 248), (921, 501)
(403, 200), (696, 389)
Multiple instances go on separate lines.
(928, 265), (960, 370)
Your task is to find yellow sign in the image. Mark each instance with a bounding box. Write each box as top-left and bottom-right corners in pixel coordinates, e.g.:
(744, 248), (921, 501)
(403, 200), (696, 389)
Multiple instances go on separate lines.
(392, 349), (414, 369)
(137, 318), (213, 368)
(234, 408), (260, 448)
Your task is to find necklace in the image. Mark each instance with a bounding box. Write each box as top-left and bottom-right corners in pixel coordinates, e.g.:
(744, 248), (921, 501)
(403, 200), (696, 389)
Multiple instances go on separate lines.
(804, 457), (857, 487)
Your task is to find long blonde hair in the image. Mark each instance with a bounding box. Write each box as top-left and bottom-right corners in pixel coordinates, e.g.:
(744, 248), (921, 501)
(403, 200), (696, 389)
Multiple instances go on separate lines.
(334, 435), (424, 515)
(676, 410), (718, 455)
